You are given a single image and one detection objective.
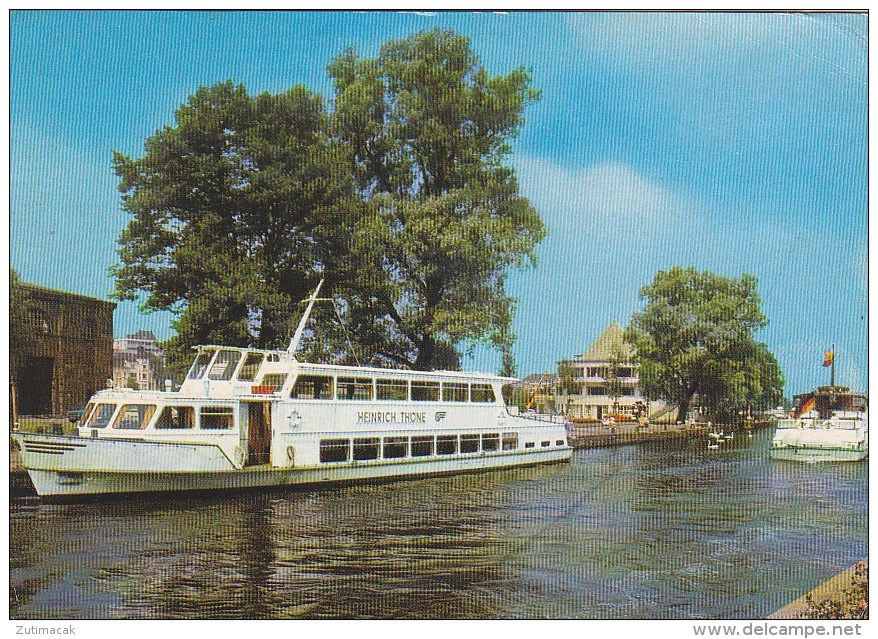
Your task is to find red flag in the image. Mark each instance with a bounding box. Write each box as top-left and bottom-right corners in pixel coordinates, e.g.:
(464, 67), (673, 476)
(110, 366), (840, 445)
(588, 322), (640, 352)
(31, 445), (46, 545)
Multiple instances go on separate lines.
(823, 349), (834, 367)
(795, 396), (816, 418)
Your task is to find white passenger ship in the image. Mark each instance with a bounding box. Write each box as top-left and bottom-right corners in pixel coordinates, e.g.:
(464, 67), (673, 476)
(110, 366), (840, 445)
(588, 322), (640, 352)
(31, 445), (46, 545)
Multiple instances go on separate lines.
(12, 282), (571, 498)
(770, 386), (868, 463)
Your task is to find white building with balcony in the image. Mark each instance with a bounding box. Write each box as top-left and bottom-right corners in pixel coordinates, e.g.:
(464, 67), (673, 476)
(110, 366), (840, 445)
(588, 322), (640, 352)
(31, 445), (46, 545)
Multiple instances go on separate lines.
(113, 330), (165, 391)
(559, 321), (652, 421)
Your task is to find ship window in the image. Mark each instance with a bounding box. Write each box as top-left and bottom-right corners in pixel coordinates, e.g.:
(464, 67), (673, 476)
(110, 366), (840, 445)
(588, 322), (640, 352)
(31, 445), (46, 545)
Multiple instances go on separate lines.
(460, 434), (479, 453)
(208, 349), (242, 381)
(86, 404), (116, 429)
(556, 440), (565, 446)
(353, 437), (380, 461)
(201, 406), (234, 430)
(113, 404), (156, 430)
(501, 432), (518, 451)
(411, 435), (434, 457)
(383, 436), (408, 459)
(471, 384), (495, 403)
(376, 379), (408, 401)
(187, 349), (216, 380)
(443, 383), (468, 402)
(338, 377), (373, 401)
(524, 442), (535, 449)
(291, 375), (334, 400)
(155, 406), (195, 429)
(436, 435), (458, 455)
(261, 374), (288, 393)
(236, 353), (265, 381)
(411, 381), (440, 402)
(541, 440), (551, 448)
(482, 433), (499, 452)
(81, 403), (96, 425)
(320, 439), (349, 463)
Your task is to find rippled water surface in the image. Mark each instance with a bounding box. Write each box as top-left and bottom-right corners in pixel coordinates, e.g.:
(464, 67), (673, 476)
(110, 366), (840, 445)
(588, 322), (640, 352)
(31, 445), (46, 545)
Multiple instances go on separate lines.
(9, 430), (867, 619)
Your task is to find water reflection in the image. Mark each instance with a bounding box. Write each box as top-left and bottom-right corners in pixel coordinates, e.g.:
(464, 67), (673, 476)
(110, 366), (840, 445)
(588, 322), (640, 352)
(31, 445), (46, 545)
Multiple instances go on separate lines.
(10, 430), (867, 619)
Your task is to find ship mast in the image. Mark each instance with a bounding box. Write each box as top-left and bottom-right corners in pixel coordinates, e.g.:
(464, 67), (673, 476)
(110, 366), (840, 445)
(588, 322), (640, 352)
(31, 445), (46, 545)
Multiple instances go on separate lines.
(287, 279), (324, 358)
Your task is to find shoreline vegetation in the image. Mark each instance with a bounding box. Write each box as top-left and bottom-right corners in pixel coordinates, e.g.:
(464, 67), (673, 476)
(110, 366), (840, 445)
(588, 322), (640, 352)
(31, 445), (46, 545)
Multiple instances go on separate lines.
(770, 561), (869, 620)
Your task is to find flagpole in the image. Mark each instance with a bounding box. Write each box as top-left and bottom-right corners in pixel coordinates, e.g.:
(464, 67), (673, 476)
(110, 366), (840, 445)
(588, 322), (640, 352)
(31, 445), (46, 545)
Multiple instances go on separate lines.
(831, 343), (835, 387)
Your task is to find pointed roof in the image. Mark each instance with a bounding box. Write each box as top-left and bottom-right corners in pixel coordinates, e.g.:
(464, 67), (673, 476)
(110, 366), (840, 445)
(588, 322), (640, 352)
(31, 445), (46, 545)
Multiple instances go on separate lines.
(578, 321), (634, 362)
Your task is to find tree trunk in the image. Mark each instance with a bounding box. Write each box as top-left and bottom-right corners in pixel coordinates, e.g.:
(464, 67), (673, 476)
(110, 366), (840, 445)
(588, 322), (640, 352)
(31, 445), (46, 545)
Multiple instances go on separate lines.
(413, 335), (435, 371)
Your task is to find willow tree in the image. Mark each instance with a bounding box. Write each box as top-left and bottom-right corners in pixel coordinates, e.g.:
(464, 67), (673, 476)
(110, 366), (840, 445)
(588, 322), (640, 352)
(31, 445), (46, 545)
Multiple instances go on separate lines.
(625, 267), (784, 421)
(328, 29), (545, 371)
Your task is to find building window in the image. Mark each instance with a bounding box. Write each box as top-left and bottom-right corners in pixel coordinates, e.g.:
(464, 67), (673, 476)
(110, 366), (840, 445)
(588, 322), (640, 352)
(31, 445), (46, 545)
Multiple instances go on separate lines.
(338, 377), (373, 401)
(482, 433), (500, 453)
(291, 375), (334, 400)
(155, 406), (195, 429)
(442, 383), (468, 402)
(376, 379), (408, 401)
(383, 436), (408, 459)
(112, 404), (156, 430)
(353, 437), (380, 461)
(460, 434), (479, 453)
(201, 406), (234, 430)
(411, 435), (434, 457)
(320, 439), (349, 463)
(436, 435), (458, 455)
(471, 384), (495, 403)
(411, 381), (440, 402)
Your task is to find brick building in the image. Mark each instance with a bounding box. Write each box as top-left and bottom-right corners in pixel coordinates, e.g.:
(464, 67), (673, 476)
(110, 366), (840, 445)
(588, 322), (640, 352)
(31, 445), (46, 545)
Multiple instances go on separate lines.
(13, 283), (115, 416)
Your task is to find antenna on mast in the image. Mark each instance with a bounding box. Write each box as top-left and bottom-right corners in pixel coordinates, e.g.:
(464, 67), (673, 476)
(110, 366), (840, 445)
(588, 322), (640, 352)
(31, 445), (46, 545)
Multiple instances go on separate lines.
(287, 279), (324, 357)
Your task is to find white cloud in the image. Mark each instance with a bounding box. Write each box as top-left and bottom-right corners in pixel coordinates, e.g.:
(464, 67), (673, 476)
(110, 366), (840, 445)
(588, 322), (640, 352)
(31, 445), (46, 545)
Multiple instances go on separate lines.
(514, 156), (694, 229)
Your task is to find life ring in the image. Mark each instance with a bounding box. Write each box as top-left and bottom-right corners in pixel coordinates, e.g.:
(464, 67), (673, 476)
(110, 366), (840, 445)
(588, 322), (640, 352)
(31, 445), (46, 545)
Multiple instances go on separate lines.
(286, 446), (295, 466)
(234, 446), (244, 467)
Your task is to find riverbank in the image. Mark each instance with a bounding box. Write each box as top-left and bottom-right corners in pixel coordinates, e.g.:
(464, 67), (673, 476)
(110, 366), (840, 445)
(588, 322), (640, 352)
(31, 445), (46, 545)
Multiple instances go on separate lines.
(769, 560), (868, 619)
(568, 420), (773, 449)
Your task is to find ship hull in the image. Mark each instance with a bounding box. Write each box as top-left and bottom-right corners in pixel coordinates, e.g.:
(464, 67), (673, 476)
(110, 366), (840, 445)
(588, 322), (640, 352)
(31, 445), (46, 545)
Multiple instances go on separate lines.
(13, 433), (572, 498)
(769, 446), (867, 463)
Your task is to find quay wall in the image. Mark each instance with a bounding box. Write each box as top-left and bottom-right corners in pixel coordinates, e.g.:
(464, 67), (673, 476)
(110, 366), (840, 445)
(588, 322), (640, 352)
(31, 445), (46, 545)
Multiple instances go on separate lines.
(568, 420), (774, 449)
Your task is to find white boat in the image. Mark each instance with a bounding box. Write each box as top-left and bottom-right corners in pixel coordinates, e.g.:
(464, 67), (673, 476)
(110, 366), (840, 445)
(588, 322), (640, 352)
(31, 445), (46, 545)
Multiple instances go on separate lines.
(11, 282), (572, 498)
(770, 386), (868, 462)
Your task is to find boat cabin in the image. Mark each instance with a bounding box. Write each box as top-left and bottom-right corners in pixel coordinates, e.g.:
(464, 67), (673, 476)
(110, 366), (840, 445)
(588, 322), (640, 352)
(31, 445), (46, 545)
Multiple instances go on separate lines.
(792, 386), (867, 419)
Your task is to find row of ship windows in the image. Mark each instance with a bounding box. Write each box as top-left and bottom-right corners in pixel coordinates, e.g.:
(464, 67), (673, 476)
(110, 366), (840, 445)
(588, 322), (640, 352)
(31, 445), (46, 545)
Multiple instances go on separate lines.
(319, 433), (566, 463)
(81, 403), (231, 431)
(187, 350), (497, 403)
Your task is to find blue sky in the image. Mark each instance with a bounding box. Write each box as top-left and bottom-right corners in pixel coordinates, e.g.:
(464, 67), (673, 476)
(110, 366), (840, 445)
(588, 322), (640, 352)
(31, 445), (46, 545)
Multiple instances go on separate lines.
(9, 11), (868, 396)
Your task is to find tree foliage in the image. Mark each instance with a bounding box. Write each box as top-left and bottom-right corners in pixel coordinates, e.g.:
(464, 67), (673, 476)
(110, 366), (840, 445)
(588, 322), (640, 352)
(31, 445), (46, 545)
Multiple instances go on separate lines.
(798, 562), (868, 620)
(111, 81), (356, 363)
(328, 29), (544, 369)
(625, 267), (784, 422)
(112, 30), (544, 372)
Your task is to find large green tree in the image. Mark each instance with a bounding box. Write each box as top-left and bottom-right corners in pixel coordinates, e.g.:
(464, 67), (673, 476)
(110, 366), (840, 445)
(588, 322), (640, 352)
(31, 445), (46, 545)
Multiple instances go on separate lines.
(328, 29), (545, 370)
(111, 82), (355, 364)
(625, 267), (784, 422)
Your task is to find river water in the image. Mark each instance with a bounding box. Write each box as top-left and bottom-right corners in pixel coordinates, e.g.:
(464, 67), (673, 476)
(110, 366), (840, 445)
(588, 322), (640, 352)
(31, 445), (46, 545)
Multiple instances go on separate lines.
(9, 429), (868, 619)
